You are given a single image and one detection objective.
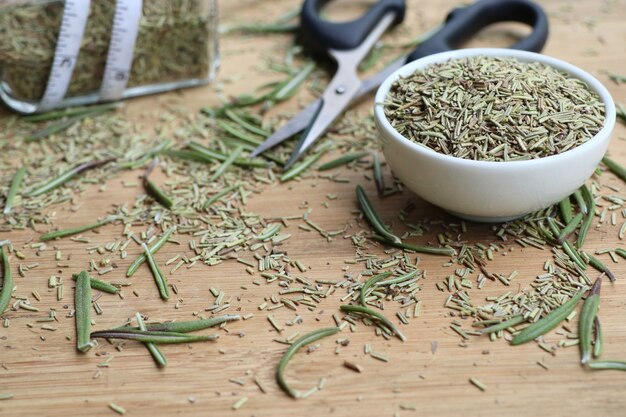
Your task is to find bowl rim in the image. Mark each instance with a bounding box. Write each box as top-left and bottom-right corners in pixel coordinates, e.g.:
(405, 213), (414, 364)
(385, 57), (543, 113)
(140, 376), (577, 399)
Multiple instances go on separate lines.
(374, 48), (617, 168)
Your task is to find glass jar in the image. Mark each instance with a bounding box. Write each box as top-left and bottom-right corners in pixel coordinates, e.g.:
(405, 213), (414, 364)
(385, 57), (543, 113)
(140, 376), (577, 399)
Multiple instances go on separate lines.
(0, 0), (219, 113)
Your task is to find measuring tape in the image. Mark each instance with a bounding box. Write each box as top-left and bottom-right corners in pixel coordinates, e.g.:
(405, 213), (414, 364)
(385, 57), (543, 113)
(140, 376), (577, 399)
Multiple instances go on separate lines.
(100, 0), (143, 101)
(38, 0), (143, 110)
(38, 0), (91, 111)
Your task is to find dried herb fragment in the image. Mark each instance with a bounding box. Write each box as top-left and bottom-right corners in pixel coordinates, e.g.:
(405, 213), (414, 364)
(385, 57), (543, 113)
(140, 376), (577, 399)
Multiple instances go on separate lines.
(276, 327), (340, 398)
(0, 248), (14, 316)
(75, 271), (95, 352)
(40, 218), (114, 241)
(3, 166), (26, 215)
(356, 185), (401, 244)
(510, 289), (586, 345)
(579, 278), (601, 364)
(340, 304), (406, 342)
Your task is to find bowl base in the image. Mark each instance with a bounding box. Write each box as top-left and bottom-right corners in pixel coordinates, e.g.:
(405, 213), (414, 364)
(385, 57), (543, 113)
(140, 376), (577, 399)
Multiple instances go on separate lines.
(446, 209), (526, 224)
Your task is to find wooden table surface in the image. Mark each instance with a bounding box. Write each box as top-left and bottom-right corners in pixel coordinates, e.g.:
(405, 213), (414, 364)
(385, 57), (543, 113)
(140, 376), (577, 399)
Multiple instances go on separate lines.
(2, 1), (626, 416)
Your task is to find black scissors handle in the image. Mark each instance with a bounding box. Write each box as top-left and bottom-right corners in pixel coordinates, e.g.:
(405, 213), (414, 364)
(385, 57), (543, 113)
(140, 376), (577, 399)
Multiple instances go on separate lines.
(300, 0), (406, 55)
(407, 0), (548, 62)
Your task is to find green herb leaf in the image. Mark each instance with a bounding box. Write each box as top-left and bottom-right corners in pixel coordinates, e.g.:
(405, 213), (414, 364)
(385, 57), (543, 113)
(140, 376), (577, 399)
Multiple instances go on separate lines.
(511, 289), (586, 345)
(75, 271), (95, 352)
(276, 327), (340, 398)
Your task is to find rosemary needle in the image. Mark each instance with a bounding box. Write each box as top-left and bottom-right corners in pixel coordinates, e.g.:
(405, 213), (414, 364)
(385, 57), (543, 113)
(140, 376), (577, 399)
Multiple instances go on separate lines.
(372, 153), (384, 196)
(356, 185), (401, 244)
(576, 184), (595, 248)
(3, 166), (26, 215)
(71, 273), (119, 294)
(90, 329), (218, 344)
(579, 278), (601, 365)
(142, 242), (170, 301)
(26, 158), (115, 197)
(24, 105), (117, 142)
(224, 109), (270, 137)
(587, 360), (626, 372)
(281, 145), (330, 182)
(585, 253), (616, 282)
(556, 212), (583, 242)
(144, 177), (173, 209)
(340, 304), (406, 342)
(271, 61), (316, 103)
(255, 223), (281, 241)
(558, 195), (574, 223)
(23, 103), (120, 122)
(0, 247), (13, 316)
(359, 271), (393, 305)
(602, 156), (626, 182)
(371, 235), (455, 256)
(126, 227), (175, 277)
(276, 327), (340, 398)
(317, 151), (369, 171)
(122, 315), (240, 333)
(593, 317), (603, 358)
(377, 269), (418, 286)
(187, 141), (265, 168)
(217, 119), (262, 146)
(572, 189), (587, 214)
(210, 145), (243, 181)
(510, 289), (586, 345)
(479, 315), (525, 334)
(75, 271), (95, 352)
(40, 217), (114, 241)
(136, 313), (167, 367)
(203, 183), (240, 209)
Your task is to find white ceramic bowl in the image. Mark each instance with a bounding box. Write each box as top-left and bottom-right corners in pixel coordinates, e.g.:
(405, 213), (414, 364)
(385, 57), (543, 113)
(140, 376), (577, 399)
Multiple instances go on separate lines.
(374, 48), (616, 222)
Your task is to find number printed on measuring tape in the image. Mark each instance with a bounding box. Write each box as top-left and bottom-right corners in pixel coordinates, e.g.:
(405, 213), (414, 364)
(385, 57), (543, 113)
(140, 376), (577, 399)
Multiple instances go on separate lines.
(100, 0), (143, 102)
(38, 0), (91, 111)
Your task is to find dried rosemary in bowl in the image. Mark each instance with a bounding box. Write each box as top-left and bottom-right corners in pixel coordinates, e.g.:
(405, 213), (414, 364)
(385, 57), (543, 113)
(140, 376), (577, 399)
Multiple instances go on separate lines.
(384, 56), (605, 161)
(0, 0), (217, 102)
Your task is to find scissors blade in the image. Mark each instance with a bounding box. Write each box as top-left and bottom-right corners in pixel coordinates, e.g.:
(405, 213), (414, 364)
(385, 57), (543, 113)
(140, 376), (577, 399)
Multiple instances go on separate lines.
(251, 54), (408, 159)
(249, 100), (321, 157)
(285, 79), (361, 168)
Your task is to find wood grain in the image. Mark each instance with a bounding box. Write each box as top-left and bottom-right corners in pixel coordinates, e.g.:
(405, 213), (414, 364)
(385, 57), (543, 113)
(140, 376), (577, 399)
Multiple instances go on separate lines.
(2, 1), (626, 416)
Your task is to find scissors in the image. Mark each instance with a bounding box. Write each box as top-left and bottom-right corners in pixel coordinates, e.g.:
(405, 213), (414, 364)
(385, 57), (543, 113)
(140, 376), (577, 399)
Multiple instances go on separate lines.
(251, 0), (549, 168)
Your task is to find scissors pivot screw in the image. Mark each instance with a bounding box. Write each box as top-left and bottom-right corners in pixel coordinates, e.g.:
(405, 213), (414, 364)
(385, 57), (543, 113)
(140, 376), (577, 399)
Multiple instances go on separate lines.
(335, 86), (347, 94)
